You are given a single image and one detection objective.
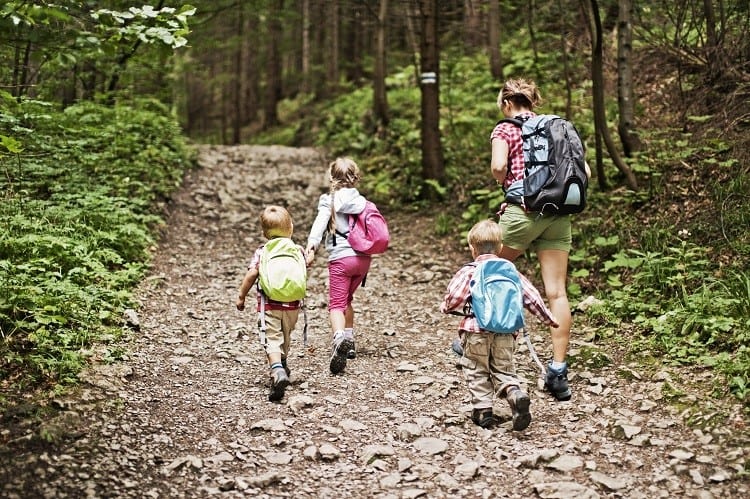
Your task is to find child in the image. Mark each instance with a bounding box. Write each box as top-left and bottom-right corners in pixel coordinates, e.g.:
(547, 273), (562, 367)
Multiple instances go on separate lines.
(236, 205), (306, 402)
(440, 220), (558, 431)
(306, 157), (371, 375)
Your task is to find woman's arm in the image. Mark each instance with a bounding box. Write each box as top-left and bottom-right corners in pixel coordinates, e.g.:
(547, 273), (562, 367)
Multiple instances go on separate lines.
(490, 137), (510, 184)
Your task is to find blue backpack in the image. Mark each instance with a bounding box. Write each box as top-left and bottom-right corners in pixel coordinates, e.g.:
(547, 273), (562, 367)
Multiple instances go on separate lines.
(468, 259), (525, 334)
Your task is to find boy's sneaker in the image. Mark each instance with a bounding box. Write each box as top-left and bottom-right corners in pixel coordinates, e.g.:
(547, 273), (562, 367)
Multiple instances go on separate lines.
(506, 388), (531, 431)
(268, 368), (289, 402)
(451, 338), (464, 357)
(471, 408), (496, 429)
(545, 362), (572, 401)
(281, 357), (291, 376)
(329, 335), (354, 374)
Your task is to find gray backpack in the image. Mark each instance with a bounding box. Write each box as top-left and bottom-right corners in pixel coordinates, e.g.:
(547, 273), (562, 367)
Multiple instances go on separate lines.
(499, 114), (588, 215)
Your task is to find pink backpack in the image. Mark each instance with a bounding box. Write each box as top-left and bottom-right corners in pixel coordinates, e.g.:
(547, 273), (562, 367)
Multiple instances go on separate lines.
(344, 200), (390, 255)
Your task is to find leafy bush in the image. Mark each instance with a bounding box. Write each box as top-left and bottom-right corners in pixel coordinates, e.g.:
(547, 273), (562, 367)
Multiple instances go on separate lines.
(0, 96), (193, 399)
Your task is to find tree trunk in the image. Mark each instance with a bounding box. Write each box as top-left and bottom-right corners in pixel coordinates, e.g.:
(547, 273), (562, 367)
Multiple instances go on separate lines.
(419, 0), (445, 197)
(487, 0), (502, 80)
(527, 0), (538, 63)
(301, 0), (311, 94)
(343, 2), (365, 83)
(463, 0), (482, 49)
(585, 0), (638, 191)
(373, 0), (390, 127)
(244, 10), (259, 126)
(264, 0), (284, 129)
(312, 0), (328, 101)
(404, 1), (421, 83)
(231, 2), (244, 145)
(616, 0), (641, 156)
(556, 0), (572, 118)
(18, 40), (32, 98)
(703, 0), (722, 81)
(326, 1), (340, 94)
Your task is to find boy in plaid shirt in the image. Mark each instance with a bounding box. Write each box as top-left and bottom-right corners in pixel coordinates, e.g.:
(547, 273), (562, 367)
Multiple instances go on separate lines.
(441, 220), (558, 430)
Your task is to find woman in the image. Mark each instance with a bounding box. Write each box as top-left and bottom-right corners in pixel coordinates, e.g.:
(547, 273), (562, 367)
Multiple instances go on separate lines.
(489, 78), (590, 402)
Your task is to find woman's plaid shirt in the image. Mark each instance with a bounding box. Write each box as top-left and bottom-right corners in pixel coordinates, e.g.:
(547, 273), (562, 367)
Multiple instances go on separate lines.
(440, 254), (558, 333)
(490, 112), (536, 190)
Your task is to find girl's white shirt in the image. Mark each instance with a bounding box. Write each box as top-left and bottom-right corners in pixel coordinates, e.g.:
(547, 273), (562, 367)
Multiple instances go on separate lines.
(307, 187), (367, 261)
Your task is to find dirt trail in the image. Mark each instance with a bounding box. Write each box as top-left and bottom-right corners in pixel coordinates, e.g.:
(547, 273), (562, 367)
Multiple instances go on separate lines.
(1, 145), (747, 498)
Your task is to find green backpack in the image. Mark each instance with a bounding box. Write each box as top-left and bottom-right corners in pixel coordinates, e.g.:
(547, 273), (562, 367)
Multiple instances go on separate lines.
(258, 237), (307, 302)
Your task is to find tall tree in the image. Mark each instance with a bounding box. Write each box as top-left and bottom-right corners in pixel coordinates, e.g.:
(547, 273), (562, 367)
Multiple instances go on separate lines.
(301, 0), (311, 94)
(616, 0), (641, 156)
(264, 0), (284, 129)
(487, 0), (502, 80)
(584, 0), (638, 191)
(557, 0), (572, 118)
(231, 2), (244, 144)
(418, 0), (445, 197)
(463, 0), (482, 49)
(373, 0), (390, 127)
(326, 1), (340, 92)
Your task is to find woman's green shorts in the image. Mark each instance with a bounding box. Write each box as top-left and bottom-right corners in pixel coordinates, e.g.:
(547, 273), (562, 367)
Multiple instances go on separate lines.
(498, 204), (572, 252)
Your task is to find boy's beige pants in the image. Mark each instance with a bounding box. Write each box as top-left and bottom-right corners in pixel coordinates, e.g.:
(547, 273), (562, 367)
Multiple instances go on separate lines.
(260, 309), (299, 357)
(458, 331), (521, 410)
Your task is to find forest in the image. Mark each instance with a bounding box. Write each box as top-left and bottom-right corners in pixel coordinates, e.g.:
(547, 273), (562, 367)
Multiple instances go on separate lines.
(1, 0), (749, 419)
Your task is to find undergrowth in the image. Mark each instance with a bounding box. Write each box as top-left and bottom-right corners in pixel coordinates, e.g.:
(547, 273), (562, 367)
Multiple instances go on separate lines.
(0, 96), (193, 406)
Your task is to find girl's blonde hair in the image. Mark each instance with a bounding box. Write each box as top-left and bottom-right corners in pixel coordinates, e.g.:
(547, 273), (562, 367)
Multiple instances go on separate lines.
(329, 157), (361, 189)
(497, 78), (542, 111)
(260, 205), (293, 239)
(328, 157), (361, 232)
(467, 219), (503, 255)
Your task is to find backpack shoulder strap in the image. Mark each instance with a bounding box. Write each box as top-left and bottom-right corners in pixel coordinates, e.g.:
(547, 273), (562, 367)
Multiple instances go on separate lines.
(497, 118), (524, 128)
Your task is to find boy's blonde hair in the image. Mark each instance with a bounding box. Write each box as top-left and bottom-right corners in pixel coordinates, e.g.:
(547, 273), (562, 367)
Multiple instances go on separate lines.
(497, 78), (542, 111)
(260, 205), (293, 239)
(468, 220), (503, 256)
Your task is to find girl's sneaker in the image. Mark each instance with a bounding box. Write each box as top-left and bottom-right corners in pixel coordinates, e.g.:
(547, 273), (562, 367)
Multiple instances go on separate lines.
(344, 331), (356, 359)
(330, 335), (354, 374)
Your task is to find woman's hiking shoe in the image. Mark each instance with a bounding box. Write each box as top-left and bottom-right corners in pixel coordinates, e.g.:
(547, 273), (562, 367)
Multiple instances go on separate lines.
(545, 362), (572, 401)
(268, 368), (289, 402)
(330, 336), (354, 374)
(281, 357), (291, 376)
(506, 388), (531, 431)
(471, 408), (496, 429)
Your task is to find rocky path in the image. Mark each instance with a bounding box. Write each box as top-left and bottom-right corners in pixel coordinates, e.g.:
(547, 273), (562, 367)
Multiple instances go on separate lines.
(1, 145), (747, 498)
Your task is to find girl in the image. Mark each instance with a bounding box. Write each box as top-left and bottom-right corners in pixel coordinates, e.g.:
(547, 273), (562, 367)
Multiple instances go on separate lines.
(306, 157), (371, 374)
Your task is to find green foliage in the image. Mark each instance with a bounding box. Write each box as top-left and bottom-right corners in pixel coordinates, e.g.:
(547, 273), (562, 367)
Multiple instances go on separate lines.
(0, 97), (192, 397)
(0, 2), (195, 104)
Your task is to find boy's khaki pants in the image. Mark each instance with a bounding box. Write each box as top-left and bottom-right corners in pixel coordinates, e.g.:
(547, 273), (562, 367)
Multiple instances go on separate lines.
(260, 309), (299, 358)
(458, 331), (520, 410)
